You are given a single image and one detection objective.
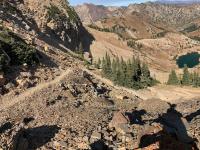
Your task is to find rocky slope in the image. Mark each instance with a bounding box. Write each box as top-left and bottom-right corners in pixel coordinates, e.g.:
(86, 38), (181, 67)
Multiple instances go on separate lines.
(156, 0), (200, 4)
(75, 3), (124, 25)
(76, 2), (200, 31)
(0, 0), (93, 51)
(126, 2), (200, 29)
(0, 1), (200, 150)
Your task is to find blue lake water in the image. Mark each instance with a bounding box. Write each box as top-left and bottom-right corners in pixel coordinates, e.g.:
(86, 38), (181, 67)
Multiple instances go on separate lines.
(176, 52), (200, 68)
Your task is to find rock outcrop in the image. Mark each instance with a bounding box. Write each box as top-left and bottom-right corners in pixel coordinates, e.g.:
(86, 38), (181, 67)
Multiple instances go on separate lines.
(0, 0), (93, 51)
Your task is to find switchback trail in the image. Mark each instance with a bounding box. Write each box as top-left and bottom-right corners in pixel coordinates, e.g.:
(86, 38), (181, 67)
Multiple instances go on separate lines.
(0, 68), (73, 110)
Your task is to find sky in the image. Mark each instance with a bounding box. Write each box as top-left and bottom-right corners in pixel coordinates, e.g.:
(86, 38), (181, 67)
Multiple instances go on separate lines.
(69, 0), (155, 6)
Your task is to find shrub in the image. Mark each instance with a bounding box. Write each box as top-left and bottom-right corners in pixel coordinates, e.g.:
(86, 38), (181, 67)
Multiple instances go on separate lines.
(0, 28), (39, 69)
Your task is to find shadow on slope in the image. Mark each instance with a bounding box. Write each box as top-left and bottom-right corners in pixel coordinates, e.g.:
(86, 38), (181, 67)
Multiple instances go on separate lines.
(0, 2), (95, 54)
(139, 104), (197, 150)
(13, 125), (60, 150)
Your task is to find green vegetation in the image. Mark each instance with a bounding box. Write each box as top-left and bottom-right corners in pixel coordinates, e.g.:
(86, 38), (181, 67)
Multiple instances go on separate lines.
(182, 65), (190, 85)
(153, 31), (168, 38)
(96, 53), (157, 90)
(191, 36), (200, 42)
(0, 28), (38, 71)
(167, 65), (200, 87)
(66, 6), (79, 23)
(88, 24), (126, 39)
(46, 4), (79, 23)
(183, 24), (199, 33)
(127, 40), (142, 50)
(94, 58), (101, 69)
(46, 4), (62, 21)
(88, 24), (111, 33)
(167, 70), (179, 85)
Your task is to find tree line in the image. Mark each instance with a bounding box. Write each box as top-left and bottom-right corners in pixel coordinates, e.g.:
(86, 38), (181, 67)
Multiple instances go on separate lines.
(167, 65), (200, 87)
(94, 53), (157, 90)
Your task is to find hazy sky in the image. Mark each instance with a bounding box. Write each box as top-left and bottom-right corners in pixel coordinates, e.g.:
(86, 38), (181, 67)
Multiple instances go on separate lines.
(69, 0), (154, 6)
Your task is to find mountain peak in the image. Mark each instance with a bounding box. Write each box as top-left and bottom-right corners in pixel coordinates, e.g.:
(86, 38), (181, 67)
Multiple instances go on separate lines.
(156, 0), (200, 4)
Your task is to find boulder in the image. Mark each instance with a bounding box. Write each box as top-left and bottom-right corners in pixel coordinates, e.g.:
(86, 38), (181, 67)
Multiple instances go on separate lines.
(109, 111), (129, 128)
(90, 131), (102, 143)
(5, 82), (15, 89)
(115, 124), (130, 135)
(0, 72), (5, 86)
(109, 111), (130, 135)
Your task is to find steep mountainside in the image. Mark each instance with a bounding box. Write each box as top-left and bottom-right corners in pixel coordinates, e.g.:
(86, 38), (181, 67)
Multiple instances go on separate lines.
(76, 2), (200, 31)
(0, 0), (92, 51)
(156, 0), (200, 4)
(1, 1), (200, 150)
(77, 2), (200, 75)
(75, 3), (124, 25)
(126, 2), (200, 29)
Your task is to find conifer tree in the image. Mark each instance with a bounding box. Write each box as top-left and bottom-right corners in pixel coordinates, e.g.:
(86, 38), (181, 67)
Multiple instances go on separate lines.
(167, 70), (179, 85)
(141, 62), (151, 87)
(97, 58), (101, 69)
(119, 57), (127, 86)
(101, 54), (157, 89)
(126, 59), (134, 88)
(102, 57), (106, 74)
(104, 53), (112, 78)
(111, 59), (117, 82)
(182, 65), (190, 85)
(192, 72), (200, 87)
(141, 63), (150, 78)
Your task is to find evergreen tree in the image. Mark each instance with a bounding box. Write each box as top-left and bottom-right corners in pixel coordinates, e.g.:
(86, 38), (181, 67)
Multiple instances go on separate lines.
(104, 53), (112, 78)
(192, 72), (200, 87)
(101, 54), (157, 90)
(111, 59), (117, 82)
(126, 59), (134, 88)
(141, 62), (152, 87)
(120, 57), (127, 86)
(182, 65), (190, 85)
(102, 57), (106, 74)
(97, 58), (101, 69)
(132, 57), (142, 88)
(141, 63), (150, 78)
(167, 70), (179, 85)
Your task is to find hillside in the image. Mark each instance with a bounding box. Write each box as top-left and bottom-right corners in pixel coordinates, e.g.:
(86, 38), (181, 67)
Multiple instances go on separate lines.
(75, 3), (124, 25)
(76, 2), (200, 76)
(0, 0), (93, 51)
(156, 0), (200, 4)
(0, 1), (200, 150)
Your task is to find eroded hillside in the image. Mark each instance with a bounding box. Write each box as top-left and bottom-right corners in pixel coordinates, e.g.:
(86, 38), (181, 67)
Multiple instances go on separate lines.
(0, 1), (200, 150)
(0, 0), (93, 51)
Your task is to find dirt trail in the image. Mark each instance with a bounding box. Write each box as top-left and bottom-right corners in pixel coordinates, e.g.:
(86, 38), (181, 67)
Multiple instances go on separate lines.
(83, 68), (200, 103)
(83, 68), (144, 99)
(0, 68), (73, 110)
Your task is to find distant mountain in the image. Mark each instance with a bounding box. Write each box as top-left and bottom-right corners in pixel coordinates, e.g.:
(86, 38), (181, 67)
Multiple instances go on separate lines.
(74, 3), (124, 24)
(156, 0), (200, 4)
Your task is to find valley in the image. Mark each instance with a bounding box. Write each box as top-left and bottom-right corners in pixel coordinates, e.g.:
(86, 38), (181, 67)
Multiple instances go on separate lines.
(0, 0), (200, 150)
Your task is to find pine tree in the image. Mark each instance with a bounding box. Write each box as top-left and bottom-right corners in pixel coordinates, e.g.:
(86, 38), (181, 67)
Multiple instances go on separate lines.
(101, 54), (157, 90)
(141, 62), (151, 87)
(182, 65), (190, 85)
(167, 70), (179, 85)
(111, 59), (117, 82)
(192, 72), (200, 87)
(104, 53), (112, 78)
(126, 59), (134, 88)
(102, 57), (106, 74)
(118, 57), (127, 86)
(133, 57), (142, 88)
(141, 63), (150, 78)
(97, 58), (101, 69)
